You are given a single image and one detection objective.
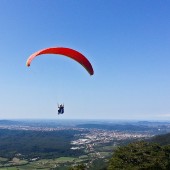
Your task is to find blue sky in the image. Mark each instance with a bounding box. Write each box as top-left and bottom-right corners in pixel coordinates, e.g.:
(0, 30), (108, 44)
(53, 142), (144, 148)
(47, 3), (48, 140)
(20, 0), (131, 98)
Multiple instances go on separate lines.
(0, 0), (170, 120)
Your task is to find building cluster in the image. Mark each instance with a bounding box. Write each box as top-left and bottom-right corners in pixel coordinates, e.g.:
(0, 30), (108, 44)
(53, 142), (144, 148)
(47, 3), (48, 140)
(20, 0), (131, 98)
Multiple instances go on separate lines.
(71, 129), (152, 151)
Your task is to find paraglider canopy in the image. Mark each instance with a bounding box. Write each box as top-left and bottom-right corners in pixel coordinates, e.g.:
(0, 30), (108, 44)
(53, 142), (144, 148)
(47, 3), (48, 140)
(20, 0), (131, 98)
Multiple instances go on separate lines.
(26, 47), (94, 75)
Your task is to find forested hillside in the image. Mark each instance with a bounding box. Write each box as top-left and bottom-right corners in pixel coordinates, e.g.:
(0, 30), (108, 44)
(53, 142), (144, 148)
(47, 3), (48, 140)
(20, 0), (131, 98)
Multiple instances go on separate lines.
(106, 133), (170, 170)
(0, 129), (84, 159)
(148, 132), (170, 145)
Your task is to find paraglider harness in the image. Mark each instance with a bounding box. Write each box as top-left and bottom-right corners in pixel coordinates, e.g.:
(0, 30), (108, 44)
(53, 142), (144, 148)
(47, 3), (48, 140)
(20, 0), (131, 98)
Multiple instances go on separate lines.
(58, 104), (64, 114)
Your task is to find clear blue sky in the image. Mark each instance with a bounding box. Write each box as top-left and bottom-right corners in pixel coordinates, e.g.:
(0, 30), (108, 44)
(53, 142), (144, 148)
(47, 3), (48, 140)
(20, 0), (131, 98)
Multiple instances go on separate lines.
(0, 0), (170, 120)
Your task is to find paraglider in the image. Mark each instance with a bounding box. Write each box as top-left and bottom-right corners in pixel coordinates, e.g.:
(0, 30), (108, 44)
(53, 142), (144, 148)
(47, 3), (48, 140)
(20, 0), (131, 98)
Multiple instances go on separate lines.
(58, 104), (64, 115)
(26, 47), (94, 75)
(26, 46), (94, 116)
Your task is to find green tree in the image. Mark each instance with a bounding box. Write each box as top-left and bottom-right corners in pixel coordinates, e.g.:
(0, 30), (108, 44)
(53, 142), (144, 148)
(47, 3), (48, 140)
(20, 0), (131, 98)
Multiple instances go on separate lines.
(108, 141), (170, 170)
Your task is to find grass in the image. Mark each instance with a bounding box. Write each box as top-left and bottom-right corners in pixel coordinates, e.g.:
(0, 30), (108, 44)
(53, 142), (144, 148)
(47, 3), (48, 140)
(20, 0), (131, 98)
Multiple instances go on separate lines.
(96, 145), (115, 152)
(99, 152), (112, 157)
(55, 157), (79, 162)
(0, 156), (87, 170)
(0, 158), (8, 162)
(0, 168), (19, 170)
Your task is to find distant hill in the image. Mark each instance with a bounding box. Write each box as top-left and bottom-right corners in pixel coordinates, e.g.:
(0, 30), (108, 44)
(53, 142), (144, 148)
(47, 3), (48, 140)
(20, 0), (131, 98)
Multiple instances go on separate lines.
(0, 120), (21, 125)
(149, 132), (170, 145)
(76, 123), (152, 131)
(0, 119), (76, 128)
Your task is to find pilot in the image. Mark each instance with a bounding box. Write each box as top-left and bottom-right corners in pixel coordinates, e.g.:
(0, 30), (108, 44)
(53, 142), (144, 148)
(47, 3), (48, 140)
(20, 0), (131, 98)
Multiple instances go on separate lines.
(58, 104), (64, 114)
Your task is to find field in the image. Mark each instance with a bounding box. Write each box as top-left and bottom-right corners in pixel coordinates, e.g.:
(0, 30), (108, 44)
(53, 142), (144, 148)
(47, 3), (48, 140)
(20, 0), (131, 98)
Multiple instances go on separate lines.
(0, 156), (88, 170)
(0, 151), (111, 170)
